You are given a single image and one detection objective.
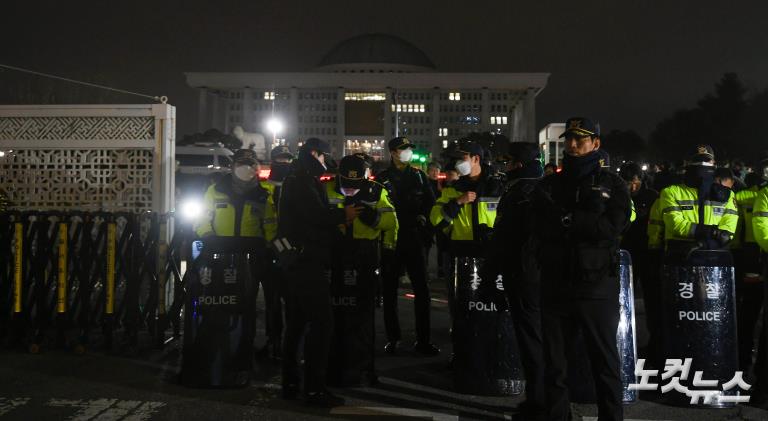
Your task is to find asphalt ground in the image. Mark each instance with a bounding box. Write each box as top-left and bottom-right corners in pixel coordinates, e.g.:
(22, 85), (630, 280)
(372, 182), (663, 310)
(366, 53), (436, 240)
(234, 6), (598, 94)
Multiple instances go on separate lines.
(1, 249), (767, 420)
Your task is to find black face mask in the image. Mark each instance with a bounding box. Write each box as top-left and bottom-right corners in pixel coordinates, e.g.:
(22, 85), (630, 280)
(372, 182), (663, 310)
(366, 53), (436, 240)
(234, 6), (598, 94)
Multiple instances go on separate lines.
(561, 151), (601, 180)
(269, 162), (291, 182)
(683, 165), (715, 189)
(507, 162), (544, 181)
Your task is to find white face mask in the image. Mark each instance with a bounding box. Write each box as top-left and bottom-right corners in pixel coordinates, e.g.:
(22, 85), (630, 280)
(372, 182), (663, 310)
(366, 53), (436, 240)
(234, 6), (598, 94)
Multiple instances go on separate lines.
(455, 159), (472, 176)
(341, 187), (360, 197)
(234, 165), (256, 181)
(398, 149), (413, 163)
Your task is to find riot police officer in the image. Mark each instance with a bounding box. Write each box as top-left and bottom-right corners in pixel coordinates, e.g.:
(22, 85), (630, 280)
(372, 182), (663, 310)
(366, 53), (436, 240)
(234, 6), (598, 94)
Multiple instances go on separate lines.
(326, 155), (397, 385)
(277, 138), (361, 407)
(749, 156), (768, 392)
(733, 157), (768, 374)
(256, 145), (294, 359)
(532, 117), (631, 421)
(491, 142), (546, 419)
(377, 137), (439, 355)
(657, 145), (738, 257)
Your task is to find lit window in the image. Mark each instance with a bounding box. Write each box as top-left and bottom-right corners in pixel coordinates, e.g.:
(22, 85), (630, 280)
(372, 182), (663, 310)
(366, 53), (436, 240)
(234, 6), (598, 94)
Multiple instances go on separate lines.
(438, 128), (448, 136)
(419, 104), (425, 112)
(490, 117), (496, 125)
(264, 91), (275, 100)
(502, 116), (508, 125)
(345, 92), (386, 101)
(449, 92), (461, 101)
(442, 140), (449, 149)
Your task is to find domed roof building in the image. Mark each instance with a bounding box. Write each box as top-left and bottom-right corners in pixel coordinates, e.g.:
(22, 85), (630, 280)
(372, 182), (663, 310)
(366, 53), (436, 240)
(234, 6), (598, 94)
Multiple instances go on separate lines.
(316, 33), (435, 73)
(187, 34), (548, 160)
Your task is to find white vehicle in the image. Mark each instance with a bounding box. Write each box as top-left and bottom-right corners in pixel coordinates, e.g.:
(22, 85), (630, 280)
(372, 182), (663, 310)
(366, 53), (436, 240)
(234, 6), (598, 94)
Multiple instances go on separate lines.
(175, 145), (234, 175)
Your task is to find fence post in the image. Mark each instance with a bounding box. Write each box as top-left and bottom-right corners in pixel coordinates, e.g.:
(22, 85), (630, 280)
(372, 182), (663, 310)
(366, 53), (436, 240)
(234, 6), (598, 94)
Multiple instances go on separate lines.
(103, 214), (117, 350)
(55, 220), (68, 348)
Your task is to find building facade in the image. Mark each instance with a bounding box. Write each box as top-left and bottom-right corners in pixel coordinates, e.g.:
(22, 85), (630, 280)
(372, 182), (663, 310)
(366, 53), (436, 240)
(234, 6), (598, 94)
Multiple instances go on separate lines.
(186, 34), (549, 160)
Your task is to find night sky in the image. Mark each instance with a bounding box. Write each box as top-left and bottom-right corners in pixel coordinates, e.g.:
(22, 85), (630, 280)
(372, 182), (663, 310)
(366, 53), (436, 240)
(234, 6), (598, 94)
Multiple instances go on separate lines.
(3, 0), (768, 138)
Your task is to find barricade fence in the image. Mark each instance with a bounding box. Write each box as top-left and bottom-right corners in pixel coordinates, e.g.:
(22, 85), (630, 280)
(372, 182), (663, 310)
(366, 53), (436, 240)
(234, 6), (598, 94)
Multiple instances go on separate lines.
(0, 211), (190, 353)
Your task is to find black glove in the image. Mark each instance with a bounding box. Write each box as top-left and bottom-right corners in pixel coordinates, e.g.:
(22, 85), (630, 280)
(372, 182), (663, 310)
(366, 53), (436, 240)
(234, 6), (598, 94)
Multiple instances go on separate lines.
(710, 228), (732, 248)
(694, 225), (731, 249)
(694, 224), (715, 242)
(358, 205), (380, 227)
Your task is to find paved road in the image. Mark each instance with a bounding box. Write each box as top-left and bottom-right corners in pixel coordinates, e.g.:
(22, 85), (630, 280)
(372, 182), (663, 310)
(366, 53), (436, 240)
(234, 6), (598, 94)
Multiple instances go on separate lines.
(1, 263), (767, 420)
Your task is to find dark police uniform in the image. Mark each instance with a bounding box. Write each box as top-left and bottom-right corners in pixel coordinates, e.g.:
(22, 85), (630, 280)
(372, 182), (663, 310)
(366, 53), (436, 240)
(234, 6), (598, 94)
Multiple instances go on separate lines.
(256, 145), (294, 359)
(376, 137), (437, 353)
(490, 142), (547, 418)
(532, 118), (631, 421)
(277, 138), (346, 405)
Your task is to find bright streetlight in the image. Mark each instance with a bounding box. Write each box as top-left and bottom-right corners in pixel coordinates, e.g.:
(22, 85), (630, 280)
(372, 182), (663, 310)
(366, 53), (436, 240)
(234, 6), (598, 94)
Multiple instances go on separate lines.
(266, 118), (283, 141)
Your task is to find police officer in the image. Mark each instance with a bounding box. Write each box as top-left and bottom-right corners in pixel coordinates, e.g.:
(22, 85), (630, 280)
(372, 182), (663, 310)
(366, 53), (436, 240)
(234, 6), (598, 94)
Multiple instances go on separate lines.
(195, 149), (270, 357)
(490, 142), (546, 419)
(532, 117), (631, 421)
(256, 145), (295, 359)
(752, 165), (768, 394)
(277, 138), (361, 407)
(326, 155), (398, 385)
(740, 156), (768, 380)
(618, 162), (661, 364)
(377, 137), (439, 355)
(657, 145), (738, 257)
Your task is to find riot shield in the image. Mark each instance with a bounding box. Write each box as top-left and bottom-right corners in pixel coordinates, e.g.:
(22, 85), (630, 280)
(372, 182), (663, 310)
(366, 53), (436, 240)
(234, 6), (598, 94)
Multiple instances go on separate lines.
(661, 249), (738, 407)
(327, 240), (377, 386)
(453, 257), (524, 396)
(180, 237), (259, 388)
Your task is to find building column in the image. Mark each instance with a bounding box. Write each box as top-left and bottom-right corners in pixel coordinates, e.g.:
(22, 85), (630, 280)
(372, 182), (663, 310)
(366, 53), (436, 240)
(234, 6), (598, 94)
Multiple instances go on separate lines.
(289, 87), (299, 149)
(242, 88), (253, 132)
(524, 88), (537, 143)
(211, 91), (222, 132)
(510, 96), (522, 143)
(336, 87), (346, 157)
(384, 87), (393, 140)
(430, 89), (441, 160)
(480, 88), (490, 134)
(197, 88), (208, 133)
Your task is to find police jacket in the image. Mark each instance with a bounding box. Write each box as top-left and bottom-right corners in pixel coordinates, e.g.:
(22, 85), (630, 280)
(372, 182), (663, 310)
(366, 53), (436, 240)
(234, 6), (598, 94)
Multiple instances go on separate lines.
(532, 155), (632, 300)
(277, 160), (346, 262)
(260, 180), (280, 243)
(195, 175), (270, 239)
(658, 181), (738, 249)
(489, 174), (542, 283)
(733, 185), (762, 248)
(752, 186), (768, 253)
(377, 163), (435, 235)
(326, 178), (398, 249)
(430, 167), (504, 257)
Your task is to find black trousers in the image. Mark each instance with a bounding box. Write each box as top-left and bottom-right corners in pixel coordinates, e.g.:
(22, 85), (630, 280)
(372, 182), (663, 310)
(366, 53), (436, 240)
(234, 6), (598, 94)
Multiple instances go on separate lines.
(642, 249), (664, 367)
(734, 244), (765, 372)
(281, 257), (333, 393)
(542, 297), (623, 421)
(382, 231), (431, 343)
(504, 277), (546, 416)
(252, 249), (283, 342)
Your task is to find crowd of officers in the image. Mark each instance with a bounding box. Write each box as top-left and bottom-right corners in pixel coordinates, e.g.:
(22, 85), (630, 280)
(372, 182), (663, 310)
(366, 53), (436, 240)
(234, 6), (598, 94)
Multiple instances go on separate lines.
(193, 116), (768, 420)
